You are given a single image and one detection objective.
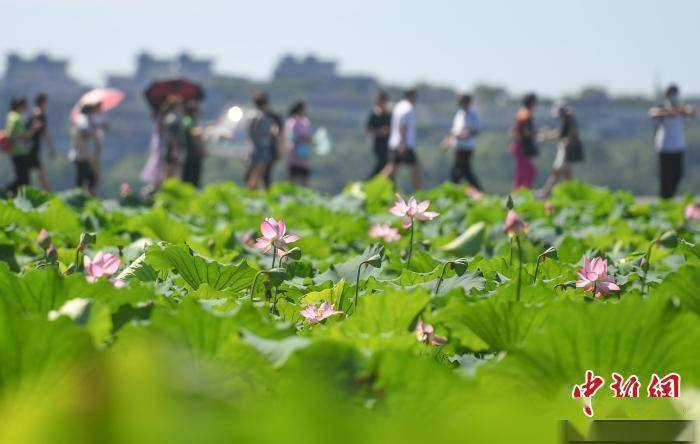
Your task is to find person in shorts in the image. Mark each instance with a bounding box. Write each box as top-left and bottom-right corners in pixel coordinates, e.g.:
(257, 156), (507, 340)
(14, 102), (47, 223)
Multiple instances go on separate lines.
(382, 89), (420, 189)
(536, 101), (583, 198)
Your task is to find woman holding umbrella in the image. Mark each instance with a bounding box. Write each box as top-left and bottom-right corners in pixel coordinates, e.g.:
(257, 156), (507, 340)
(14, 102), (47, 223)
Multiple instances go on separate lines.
(141, 96), (179, 194)
(141, 79), (205, 193)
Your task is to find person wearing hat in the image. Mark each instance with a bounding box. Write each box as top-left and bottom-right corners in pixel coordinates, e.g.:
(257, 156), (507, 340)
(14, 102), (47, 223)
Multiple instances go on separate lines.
(536, 101), (583, 198)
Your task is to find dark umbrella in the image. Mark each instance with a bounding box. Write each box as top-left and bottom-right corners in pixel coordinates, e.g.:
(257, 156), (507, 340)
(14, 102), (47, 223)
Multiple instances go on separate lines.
(144, 78), (205, 112)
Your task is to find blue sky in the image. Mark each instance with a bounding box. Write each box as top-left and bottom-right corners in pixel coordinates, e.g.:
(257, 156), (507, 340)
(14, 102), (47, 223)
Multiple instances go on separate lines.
(2, 0), (699, 96)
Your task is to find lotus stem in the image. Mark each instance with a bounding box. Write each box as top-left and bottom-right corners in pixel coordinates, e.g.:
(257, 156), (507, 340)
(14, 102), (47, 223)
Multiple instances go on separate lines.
(515, 235), (523, 302)
(74, 242), (85, 273)
(249, 270), (265, 302)
(640, 240), (654, 297)
(434, 262), (450, 296)
(407, 223), (415, 268)
(352, 262), (366, 312)
(509, 237), (514, 266)
(533, 255), (544, 284)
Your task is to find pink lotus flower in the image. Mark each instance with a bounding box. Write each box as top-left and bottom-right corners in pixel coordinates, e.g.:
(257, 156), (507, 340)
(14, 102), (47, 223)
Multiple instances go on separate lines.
(37, 228), (52, 248)
(254, 218), (300, 254)
(84, 251), (124, 287)
(415, 319), (447, 346)
(576, 257), (620, 298)
(504, 209), (527, 236)
(369, 223), (401, 242)
(84, 251), (121, 279)
(685, 203), (700, 223)
(389, 194), (439, 229)
(299, 301), (342, 323)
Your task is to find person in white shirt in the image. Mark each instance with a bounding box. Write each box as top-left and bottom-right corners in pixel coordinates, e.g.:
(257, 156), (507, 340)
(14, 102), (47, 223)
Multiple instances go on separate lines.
(381, 89), (420, 189)
(648, 84), (696, 198)
(440, 94), (481, 190)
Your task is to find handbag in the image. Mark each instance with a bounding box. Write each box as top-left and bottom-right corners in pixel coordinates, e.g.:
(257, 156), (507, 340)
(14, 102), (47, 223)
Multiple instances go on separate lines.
(522, 137), (539, 157)
(565, 138), (584, 162)
(0, 130), (11, 153)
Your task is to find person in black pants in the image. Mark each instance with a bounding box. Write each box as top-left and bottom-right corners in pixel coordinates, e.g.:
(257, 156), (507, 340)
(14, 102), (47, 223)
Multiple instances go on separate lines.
(648, 84), (696, 199)
(262, 109), (283, 189)
(440, 94), (482, 190)
(366, 91), (391, 178)
(5, 97), (42, 195)
(26, 93), (56, 192)
(659, 152), (684, 199)
(180, 101), (205, 187)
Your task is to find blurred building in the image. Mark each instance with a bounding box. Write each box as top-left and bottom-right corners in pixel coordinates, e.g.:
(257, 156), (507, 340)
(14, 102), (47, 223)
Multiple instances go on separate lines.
(107, 52), (215, 92)
(0, 53), (85, 101)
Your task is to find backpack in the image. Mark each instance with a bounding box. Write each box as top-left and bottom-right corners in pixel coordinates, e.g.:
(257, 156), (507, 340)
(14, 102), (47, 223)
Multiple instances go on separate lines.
(0, 130), (11, 153)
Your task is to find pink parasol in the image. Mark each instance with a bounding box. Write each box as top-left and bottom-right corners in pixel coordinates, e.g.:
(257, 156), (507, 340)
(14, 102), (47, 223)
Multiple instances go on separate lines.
(70, 88), (125, 122)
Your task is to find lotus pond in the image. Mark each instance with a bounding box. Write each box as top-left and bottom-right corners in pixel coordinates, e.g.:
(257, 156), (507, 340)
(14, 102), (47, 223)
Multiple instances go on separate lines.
(0, 178), (699, 443)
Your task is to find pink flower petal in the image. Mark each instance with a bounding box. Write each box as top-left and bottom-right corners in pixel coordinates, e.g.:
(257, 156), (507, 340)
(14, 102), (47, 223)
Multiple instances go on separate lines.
(417, 199), (430, 212)
(282, 234), (300, 243)
(260, 219), (278, 239)
(100, 253), (121, 276)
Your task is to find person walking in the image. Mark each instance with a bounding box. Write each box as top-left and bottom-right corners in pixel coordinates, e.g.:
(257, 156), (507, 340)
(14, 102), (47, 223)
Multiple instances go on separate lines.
(382, 89), (420, 189)
(180, 101), (206, 187)
(26, 93), (56, 192)
(246, 92), (278, 189)
(510, 93), (539, 190)
(366, 91), (391, 178)
(69, 104), (101, 195)
(648, 84), (696, 199)
(141, 96), (178, 194)
(440, 94), (482, 190)
(285, 100), (313, 187)
(262, 107), (283, 189)
(163, 97), (183, 180)
(536, 101), (584, 198)
(4, 97), (42, 195)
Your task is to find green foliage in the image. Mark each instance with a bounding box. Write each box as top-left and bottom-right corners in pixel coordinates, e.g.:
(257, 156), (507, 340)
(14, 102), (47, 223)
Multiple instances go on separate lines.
(0, 180), (698, 443)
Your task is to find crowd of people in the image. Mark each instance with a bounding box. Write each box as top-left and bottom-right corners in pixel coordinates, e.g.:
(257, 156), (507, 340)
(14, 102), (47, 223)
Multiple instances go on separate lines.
(1, 83), (697, 199)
